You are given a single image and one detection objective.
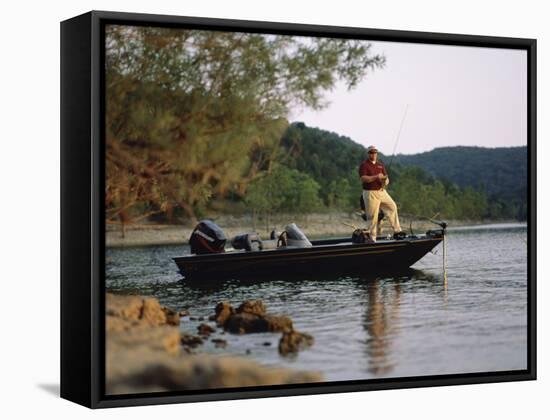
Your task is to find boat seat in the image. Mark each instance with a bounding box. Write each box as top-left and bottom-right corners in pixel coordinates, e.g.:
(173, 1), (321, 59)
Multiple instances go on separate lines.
(231, 232), (262, 251)
(283, 223), (312, 248)
(231, 233), (281, 251)
(260, 239), (278, 250)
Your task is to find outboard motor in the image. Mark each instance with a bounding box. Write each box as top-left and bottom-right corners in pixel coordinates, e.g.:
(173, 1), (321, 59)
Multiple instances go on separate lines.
(284, 223), (312, 248)
(189, 219), (226, 255)
(231, 232), (262, 252)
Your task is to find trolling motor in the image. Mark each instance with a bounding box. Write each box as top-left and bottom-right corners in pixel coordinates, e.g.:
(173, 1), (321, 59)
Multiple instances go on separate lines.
(421, 215), (448, 284)
(429, 218), (447, 230)
(424, 215), (448, 238)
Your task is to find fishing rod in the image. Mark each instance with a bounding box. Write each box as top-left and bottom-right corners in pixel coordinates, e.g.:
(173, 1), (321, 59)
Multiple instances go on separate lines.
(399, 212), (448, 230)
(385, 103), (409, 173)
(379, 104), (409, 191)
(418, 215), (447, 230)
(342, 222), (359, 230)
(379, 103), (450, 285)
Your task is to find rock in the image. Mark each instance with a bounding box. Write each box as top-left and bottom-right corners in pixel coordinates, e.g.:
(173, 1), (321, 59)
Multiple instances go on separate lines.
(263, 315), (293, 332)
(106, 293), (144, 321)
(181, 333), (204, 348)
(105, 315), (136, 333)
(224, 313), (261, 334)
(218, 300), (293, 334)
(106, 293), (180, 328)
(211, 338), (227, 348)
(236, 300), (267, 316)
(162, 307), (180, 326)
(141, 298), (167, 326)
(105, 293), (322, 395)
(106, 294), (180, 355)
(224, 312), (293, 334)
(106, 352), (322, 395)
(213, 302), (235, 326)
(197, 323), (215, 336)
(278, 330), (314, 356)
(109, 325), (181, 355)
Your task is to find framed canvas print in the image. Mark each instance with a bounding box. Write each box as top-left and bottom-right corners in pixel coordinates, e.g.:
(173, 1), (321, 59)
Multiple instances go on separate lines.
(60, 10), (536, 408)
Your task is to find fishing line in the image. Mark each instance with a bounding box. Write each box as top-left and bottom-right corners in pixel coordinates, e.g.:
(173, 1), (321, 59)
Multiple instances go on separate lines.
(387, 104), (409, 171)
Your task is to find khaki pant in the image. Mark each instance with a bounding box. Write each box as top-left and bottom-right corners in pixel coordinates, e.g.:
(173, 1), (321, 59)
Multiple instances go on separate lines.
(362, 189), (402, 240)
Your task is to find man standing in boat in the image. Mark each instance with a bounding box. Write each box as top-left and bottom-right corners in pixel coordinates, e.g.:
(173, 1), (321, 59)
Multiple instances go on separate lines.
(359, 145), (406, 241)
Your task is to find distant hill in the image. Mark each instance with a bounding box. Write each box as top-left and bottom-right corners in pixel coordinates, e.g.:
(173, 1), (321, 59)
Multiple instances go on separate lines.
(393, 146), (527, 218)
(393, 146), (527, 194)
(280, 123), (527, 220)
(281, 122), (373, 181)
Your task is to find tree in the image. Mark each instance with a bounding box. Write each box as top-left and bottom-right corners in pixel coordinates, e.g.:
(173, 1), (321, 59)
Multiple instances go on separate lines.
(245, 165), (323, 227)
(286, 171), (323, 214)
(105, 26), (386, 227)
(327, 178), (353, 209)
(244, 165), (294, 228)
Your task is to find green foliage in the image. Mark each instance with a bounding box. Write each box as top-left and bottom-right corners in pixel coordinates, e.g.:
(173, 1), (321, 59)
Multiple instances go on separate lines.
(245, 166), (322, 217)
(105, 26), (385, 224)
(280, 122), (369, 208)
(389, 167), (488, 220)
(393, 146), (527, 220)
(327, 178), (353, 209)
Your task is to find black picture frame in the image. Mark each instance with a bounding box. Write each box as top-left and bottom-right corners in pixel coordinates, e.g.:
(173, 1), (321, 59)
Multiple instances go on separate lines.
(60, 10), (536, 409)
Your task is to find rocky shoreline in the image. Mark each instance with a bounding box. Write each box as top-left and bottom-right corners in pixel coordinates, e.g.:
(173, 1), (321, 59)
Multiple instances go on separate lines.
(106, 293), (320, 395)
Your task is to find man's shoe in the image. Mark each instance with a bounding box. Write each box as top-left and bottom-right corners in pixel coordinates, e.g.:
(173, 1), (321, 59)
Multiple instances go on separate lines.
(393, 231), (407, 240)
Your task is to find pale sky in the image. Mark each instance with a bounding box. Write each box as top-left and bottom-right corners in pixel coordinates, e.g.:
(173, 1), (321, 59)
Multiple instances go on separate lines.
(289, 41), (527, 155)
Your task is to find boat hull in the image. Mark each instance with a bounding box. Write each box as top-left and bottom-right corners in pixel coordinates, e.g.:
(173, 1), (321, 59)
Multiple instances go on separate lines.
(173, 233), (443, 281)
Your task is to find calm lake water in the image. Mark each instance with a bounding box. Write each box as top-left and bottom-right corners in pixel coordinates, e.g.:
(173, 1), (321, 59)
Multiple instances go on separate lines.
(106, 223), (528, 381)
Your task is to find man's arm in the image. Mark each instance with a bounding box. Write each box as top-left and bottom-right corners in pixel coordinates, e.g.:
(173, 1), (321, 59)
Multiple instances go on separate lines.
(361, 173), (386, 184)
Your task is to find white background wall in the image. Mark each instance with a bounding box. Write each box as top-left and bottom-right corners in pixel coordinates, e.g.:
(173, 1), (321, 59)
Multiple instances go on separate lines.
(0, 0), (546, 418)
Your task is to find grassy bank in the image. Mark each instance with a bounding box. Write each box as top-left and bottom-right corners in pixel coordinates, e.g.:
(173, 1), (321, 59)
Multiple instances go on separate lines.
(106, 212), (514, 248)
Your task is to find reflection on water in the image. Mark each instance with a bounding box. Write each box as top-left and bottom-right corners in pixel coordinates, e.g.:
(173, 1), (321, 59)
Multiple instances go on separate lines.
(364, 280), (401, 375)
(106, 225), (528, 381)
(355, 269), (443, 376)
